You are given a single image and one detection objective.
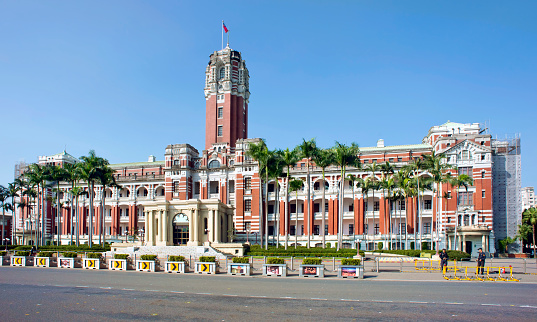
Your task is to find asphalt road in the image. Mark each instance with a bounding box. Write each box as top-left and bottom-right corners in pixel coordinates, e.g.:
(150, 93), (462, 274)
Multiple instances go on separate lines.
(1, 266), (536, 321)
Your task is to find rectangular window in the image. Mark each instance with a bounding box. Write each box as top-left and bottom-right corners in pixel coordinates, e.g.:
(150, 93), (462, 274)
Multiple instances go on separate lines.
(325, 203), (329, 212)
(290, 203), (296, 213)
(244, 199), (251, 212)
(301, 225), (304, 235)
(481, 171), (485, 178)
(458, 167), (472, 176)
(325, 225), (329, 235)
(290, 225), (296, 236)
(374, 201), (380, 211)
(173, 181), (179, 193)
(349, 204), (354, 212)
(424, 223), (431, 234)
(218, 107), (223, 118)
(447, 191), (452, 199)
(397, 157), (402, 162)
(349, 224), (354, 235)
(244, 177), (251, 190)
(458, 192), (473, 206)
(229, 180), (235, 193)
(217, 125), (223, 137)
(389, 158), (394, 162)
(268, 204), (274, 214)
(194, 182), (200, 195)
(314, 225), (319, 235)
(268, 226), (274, 235)
(245, 222), (251, 232)
(424, 200), (432, 210)
(481, 154), (485, 161)
(374, 224), (379, 234)
(482, 190), (486, 198)
(314, 203), (320, 213)
(400, 200), (405, 210)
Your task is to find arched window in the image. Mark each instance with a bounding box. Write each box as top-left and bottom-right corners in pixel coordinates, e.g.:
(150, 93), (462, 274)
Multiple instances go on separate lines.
(219, 67), (225, 80)
(208, 160), (220, 169)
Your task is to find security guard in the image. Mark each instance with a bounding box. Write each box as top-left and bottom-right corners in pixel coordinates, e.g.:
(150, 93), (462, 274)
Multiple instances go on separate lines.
(477, 248), (486, 275)
(439, 249), (449, 274)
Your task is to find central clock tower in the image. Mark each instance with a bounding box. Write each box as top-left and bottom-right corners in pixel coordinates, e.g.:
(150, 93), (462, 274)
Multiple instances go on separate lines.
(204, 45), (250, 150)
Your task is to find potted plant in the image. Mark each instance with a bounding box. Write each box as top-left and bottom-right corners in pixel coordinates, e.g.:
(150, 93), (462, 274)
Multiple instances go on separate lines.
(58, 252), (78, 268)
(0, 250), (7, 266)
(299, 258), (324, 278)
(83, 252), (103, 269)
(109, 253), (129, 271)
(137, 254), (158, 272)
(228, 257), (251, 276)
(262, 257), (287, 277)
(165, 255), (187, 273)
(195, 256), (217, 274)
(11, 250), (30, 267)
(35, 251), (54, 268)
(338, 258), (364, 279)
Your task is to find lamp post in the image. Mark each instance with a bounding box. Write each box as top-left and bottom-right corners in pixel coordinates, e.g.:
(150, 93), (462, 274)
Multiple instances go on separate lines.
(139, 227), (145, 245)
(124, 228), (128, 243)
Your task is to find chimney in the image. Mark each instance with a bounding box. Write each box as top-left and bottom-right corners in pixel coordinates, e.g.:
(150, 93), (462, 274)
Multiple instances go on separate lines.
(377, 139), (385, 148)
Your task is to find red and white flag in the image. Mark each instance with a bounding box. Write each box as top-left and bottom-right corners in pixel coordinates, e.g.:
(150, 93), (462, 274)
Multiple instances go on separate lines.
(223, 21), (229, 33)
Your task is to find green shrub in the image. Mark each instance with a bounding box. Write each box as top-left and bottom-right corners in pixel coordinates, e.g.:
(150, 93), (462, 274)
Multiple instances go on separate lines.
(232, 257), (250, 263)
(246, 245), (357, 257)
(0, 251), (6, 256)
(16, 251), (30, 256)
(62, 252), (78, 258)
(86, 253), (102, 259)
(377, 242), (384, 250)
(199, 256), (216, 262)
(266, 257), (284, 264)
(14, 245), (32, 250)
(447, 250), (471, 261)
(168, 255), (186, 262)
(302, 258), (322, 265)
(140, 255), (157, 261)
(341, 258), (361, 265)
(114, 254), (129, 260)
(325, 242), (331, 248)
(37, 252), (54, 257)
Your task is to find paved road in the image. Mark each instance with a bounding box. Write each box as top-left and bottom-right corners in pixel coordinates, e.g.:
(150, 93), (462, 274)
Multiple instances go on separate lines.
(1, 266), (536, 321)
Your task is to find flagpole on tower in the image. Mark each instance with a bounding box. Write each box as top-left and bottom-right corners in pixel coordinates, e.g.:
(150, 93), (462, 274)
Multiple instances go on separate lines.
(221, 20), (224, 50)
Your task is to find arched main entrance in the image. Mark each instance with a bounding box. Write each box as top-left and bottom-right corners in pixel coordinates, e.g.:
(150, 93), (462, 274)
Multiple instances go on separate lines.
(173, 213), (189, 245)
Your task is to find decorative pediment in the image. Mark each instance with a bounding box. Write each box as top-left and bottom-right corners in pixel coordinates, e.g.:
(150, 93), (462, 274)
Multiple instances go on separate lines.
(443, 139), (491, 155)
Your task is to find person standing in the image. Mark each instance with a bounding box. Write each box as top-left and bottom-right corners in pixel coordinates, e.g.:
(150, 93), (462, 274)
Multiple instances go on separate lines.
(477, 248), (486, 275)
(439, 248), (449, 274)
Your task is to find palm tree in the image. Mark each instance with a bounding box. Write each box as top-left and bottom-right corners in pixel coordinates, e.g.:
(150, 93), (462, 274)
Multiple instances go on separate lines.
(22, 187), (37, 245)
(313, 148), (335, 248)
(79, 150), (107, 247)
(70, 186), (88, 246)
(289, 179), (303, 249)
(380, 175), (395, 249)
(266, 150), (284, 247)
(49, 165), (68, 245)
(96, 164), (120, 247)
(7, 180), (21, 245)
(297, 138), (317, 249)
(423, 151), (452, 253)
(25, 164), (52, 246)
(281, 148), (299, 250)
(380, 162), (394, 248)
(64, 162), (80, 245)
(404, 158), (426, 250)
(445, 173), (473, 251)
(347, 173), (359, 248)
(332, 142), (360, 251)
(0, 185), (10, 245)
(522, 207), (537, 260)
(245, 140), (270, 249)
(364, 162), (380, 249)
(357, 177), (371, 249)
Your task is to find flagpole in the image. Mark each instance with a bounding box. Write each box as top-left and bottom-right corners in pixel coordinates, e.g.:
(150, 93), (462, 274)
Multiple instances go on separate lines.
(221, 20), (224, 50)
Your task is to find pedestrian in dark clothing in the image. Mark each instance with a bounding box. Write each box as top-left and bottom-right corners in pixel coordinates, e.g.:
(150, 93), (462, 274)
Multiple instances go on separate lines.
(477, 248), (486, 275)
(439, 249), (449, 273)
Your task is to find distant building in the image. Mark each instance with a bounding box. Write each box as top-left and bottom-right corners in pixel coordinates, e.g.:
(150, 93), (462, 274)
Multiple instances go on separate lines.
(521, 187), (535, 211)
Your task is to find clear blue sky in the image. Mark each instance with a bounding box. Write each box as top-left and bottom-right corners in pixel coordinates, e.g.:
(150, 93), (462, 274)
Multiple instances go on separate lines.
(1, 1), (535, 188)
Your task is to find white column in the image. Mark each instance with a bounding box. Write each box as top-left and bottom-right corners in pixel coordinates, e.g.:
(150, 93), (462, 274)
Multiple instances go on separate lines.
(209, 209), (215, 243)
(188, 209), (194, 243)
(144, 211), (149, 245)
(193, 208), (199, 243)
(215, 211), (221, 243)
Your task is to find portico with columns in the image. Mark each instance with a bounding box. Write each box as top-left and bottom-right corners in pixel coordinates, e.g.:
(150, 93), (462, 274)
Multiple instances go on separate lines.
(142, 199), (234, 247)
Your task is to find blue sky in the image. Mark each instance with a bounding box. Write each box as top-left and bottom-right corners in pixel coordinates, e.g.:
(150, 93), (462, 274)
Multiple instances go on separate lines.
(1, 1), (535, 188)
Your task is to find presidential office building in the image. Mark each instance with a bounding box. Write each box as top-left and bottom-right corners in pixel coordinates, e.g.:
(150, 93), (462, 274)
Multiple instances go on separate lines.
(14, 45), (520, 256)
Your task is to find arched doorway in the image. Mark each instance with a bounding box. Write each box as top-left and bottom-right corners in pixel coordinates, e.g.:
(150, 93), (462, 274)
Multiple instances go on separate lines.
(173, 213), (189, 245)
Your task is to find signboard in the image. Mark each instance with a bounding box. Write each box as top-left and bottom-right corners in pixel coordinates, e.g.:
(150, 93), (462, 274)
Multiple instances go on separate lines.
(302, 266), (318, 276)
(266, 265), (283, 275)
(341, 267), (357, 277)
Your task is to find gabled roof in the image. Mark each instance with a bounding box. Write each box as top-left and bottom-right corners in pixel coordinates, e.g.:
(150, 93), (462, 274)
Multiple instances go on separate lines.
(443, 139), (491, 154)
(359, 143), (432, 153)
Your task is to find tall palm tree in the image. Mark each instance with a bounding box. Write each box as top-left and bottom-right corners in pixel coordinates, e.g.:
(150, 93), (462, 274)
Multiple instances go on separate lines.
(266, 150), (284, 247)
(380, 162), (394, 248)
(297, 138), (317, 249)
(281, 148), (299, 250)
(445, 173), (473, 251)
(357, 177), (370, 249)
(364, 162), (380, 249)
(347, 173), (358, 248)
(245, 140), (270, 249)
(96, 164), (120, 247)
(522, 207), (537, 260)
(380, 175), (395, 249)
(289, 179), (303, 249)
(7, 180), (21, 245)
(22, 187), (37, 245)
(0, 185), (10, 245)
(423, 151), (452, 253)
(17, 200), (29, 244)
(332, 142), (360, 251)
(64, 162), (80, 245)
(79, 150), (107, 247)
(25, 164), (52, 246)
(49, 165), (68, 245)
(404, 158), (426, 250)
(70, 186), (88, 246)
(313, 148), (335, 248)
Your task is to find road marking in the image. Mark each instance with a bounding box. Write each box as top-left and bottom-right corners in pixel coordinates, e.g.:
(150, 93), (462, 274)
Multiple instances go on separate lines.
(311, 298), (327, 301)
(122, 288), (135, 291)
(170, 291), (184, 294)
(408, 301), (428, 304)
(445, 302), (464, 305)
(100, 287), (111, 289)
(281, 296), (296, 299)
(481, 304), (501, 306)
(341, 299), (360, 302)
(145, 290), (160, 292)
(76, 286), (89, 288)
(196, 293), (212, 295)
(223, 294), (238, 297)
(519, 305), (537, 309)
(250, 295), (267, 298)
(372, 300), (393, 303)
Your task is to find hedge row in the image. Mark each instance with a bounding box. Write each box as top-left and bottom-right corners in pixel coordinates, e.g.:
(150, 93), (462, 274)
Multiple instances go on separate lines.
(247, 245), (358, 256)
(373, 249), (471, 261)
(14, 245), (110, 252)
(248, 252), (364, 258)
(168, 255), (186, 262)
(199, 256), (216, 263)
(232, 257), (250, 263)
